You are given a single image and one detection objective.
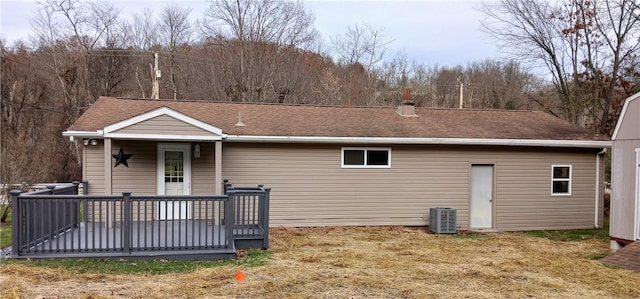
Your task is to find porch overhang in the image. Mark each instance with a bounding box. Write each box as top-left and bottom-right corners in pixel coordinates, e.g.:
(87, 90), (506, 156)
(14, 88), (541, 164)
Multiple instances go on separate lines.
(63, 106), (227, 142)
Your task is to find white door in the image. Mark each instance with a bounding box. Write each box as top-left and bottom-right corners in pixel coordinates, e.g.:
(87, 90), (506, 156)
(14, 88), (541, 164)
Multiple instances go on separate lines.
(158, 144), (191, 220)
(470, 165), (493, 229)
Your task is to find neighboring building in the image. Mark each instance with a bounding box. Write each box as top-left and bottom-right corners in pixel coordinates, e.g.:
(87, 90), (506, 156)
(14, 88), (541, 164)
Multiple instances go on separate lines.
(63, 96), (610, 230)
(610, 91), (640, 251)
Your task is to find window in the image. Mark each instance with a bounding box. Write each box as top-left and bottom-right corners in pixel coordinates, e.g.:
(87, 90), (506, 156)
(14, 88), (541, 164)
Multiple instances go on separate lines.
(341, 148), (391, 168)
(552, 165), (572, 195)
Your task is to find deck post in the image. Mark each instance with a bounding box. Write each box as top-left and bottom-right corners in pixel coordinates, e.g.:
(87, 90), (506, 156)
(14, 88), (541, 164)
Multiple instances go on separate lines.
(81, 181), (88, 223)
(46, 185), (55, 194)
(225, 188), (235, 249)
(223, 179), (230, 194)
(263, 187), (271, 249)
(122, 192), (131, 253)
(10, 190), (22, 257)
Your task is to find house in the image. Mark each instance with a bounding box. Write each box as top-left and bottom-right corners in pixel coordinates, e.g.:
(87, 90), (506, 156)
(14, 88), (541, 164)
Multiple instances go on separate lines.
(610, 91), (640, 251)
(62, 95), (610, 231)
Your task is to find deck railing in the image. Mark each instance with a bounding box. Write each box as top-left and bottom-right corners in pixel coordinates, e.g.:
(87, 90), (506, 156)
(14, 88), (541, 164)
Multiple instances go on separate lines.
(10, 181), (270, 259)
(225, 180), (271, 249)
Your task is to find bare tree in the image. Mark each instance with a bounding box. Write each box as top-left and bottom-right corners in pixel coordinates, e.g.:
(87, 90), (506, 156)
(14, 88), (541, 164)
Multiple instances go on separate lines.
(160, 4), (192, 99)
(199, 0), (317, 102)
(127, 7), (159, 50)
(331, 23), (393, 105)
(480, 0), (640, 135)
(27, 0), (122, 184)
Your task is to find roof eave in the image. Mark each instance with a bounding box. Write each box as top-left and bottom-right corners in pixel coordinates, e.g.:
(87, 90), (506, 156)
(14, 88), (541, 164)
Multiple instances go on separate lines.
(225, 135), (612, 148)
(62, 130), (104, 138)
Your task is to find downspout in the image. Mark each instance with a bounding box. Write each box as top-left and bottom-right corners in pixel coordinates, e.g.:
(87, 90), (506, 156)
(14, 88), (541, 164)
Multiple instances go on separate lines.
(595, 148), (607, 228)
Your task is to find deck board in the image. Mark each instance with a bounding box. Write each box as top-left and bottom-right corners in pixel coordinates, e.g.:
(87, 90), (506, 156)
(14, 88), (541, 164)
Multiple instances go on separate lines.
(26, 220), (229, 253)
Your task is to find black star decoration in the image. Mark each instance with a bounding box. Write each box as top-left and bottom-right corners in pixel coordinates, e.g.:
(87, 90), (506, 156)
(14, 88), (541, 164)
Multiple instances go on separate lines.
(112, 147), (133, 168)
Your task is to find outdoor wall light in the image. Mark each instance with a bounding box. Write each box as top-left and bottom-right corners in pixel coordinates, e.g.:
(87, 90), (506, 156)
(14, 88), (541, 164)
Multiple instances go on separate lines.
(83, 139), (98, 146)
(194, 144), (201, 158)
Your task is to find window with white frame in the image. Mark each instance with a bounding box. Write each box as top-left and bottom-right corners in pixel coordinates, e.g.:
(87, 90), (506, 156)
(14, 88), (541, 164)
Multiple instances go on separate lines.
(552, 165), (572, 195)
(341, 148), (391, 168)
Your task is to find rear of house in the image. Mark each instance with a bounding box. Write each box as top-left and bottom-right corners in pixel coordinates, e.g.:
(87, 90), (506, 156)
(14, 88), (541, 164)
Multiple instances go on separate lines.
(64, 96), (611, 231)
(610, 91), (640, 251)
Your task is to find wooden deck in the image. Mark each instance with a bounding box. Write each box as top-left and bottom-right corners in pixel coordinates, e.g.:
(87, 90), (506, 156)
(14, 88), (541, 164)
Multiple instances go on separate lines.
(21, 220), (236, 259)
(10, 182), (270, 260)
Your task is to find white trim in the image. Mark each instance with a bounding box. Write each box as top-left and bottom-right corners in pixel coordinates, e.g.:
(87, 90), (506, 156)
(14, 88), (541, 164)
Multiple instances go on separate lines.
(226, 135), (611, 148)
(635, 148), (640, 240)
(551, 165), (572, 196)
(103, 106), (223, 136)
(63, 130), (612, 148)
(103, 132), (222, 141)
(595, 148), (607, 228)
(612, 91), (640, 140)
(341, 147), (391, 168)
(62, 130), (103, 138)
(157, 143), (191, 196)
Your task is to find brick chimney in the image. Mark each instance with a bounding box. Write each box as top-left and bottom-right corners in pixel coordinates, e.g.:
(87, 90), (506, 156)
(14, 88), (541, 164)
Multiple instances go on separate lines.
(397, 88), (416, 117)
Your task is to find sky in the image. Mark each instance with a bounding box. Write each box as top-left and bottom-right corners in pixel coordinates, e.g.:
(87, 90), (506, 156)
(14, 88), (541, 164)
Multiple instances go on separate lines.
(0, 0), (500, 67)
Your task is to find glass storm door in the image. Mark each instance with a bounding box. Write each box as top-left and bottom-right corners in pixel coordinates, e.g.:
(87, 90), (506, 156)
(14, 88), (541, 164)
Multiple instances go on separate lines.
(158, 144), (191, 220)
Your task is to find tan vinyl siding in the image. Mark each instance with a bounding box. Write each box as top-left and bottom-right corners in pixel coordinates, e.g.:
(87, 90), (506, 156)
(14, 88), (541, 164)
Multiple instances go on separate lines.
(493, 151), (596, 230)
(616, 98), (640, 140)
(113, 114), (214, 136)
(85, 143), (105, 195)
(82, 139), (600, 230)
(83, 139), (218, 221)
(192, 142), (216, 195)
(192, 143), (217, 220)
(610, 139), (640, 240)
(222, 144), (600, 230)
(112, 140), (157, 195)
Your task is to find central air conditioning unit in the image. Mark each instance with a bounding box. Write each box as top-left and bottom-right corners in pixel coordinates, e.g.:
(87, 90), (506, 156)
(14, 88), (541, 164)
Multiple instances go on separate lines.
(430, 207), (457, 234)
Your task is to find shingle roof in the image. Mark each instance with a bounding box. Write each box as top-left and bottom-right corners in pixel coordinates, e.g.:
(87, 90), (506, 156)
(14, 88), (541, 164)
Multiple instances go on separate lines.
(66, 97), (608, 142)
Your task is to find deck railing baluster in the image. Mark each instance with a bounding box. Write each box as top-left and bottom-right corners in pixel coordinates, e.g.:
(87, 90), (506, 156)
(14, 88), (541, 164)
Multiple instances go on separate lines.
(178, 199), (181, 248)
(123, 192), (131, 254)
(64, 198), (69, 252)
(84, 198), (88, 251)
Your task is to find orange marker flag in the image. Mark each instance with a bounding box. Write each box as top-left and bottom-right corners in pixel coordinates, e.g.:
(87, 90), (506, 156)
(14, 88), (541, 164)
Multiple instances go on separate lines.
(236, 270), (245, 283)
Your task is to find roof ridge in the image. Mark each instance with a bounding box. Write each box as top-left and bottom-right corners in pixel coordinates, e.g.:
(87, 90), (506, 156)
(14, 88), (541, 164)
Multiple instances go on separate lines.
(108, 97), (538, 112)
(414, 107), (537, 113)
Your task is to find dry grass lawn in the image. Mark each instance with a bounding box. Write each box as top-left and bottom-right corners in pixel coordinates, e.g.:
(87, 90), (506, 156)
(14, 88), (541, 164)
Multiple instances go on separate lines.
(1, 226), (640, 298)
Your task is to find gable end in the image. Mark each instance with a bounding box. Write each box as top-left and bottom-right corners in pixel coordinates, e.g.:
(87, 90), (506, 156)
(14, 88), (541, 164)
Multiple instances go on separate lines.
(613, 92), (640, 140)
(103, 106), (224, 141)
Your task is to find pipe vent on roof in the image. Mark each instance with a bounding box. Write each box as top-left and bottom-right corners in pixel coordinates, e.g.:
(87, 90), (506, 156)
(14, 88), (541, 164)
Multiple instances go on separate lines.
(397, 88), (416, 117)
(235, 112), (246, 127)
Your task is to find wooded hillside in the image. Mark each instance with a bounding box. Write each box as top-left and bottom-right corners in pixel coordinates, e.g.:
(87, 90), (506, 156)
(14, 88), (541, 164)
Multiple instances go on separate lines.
(1, 0), (638, 185)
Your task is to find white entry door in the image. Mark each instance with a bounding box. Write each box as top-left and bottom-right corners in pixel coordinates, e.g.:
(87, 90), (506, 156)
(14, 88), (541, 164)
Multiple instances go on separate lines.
(158, 144), (191, 220)
(470, 164), (493, 229)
